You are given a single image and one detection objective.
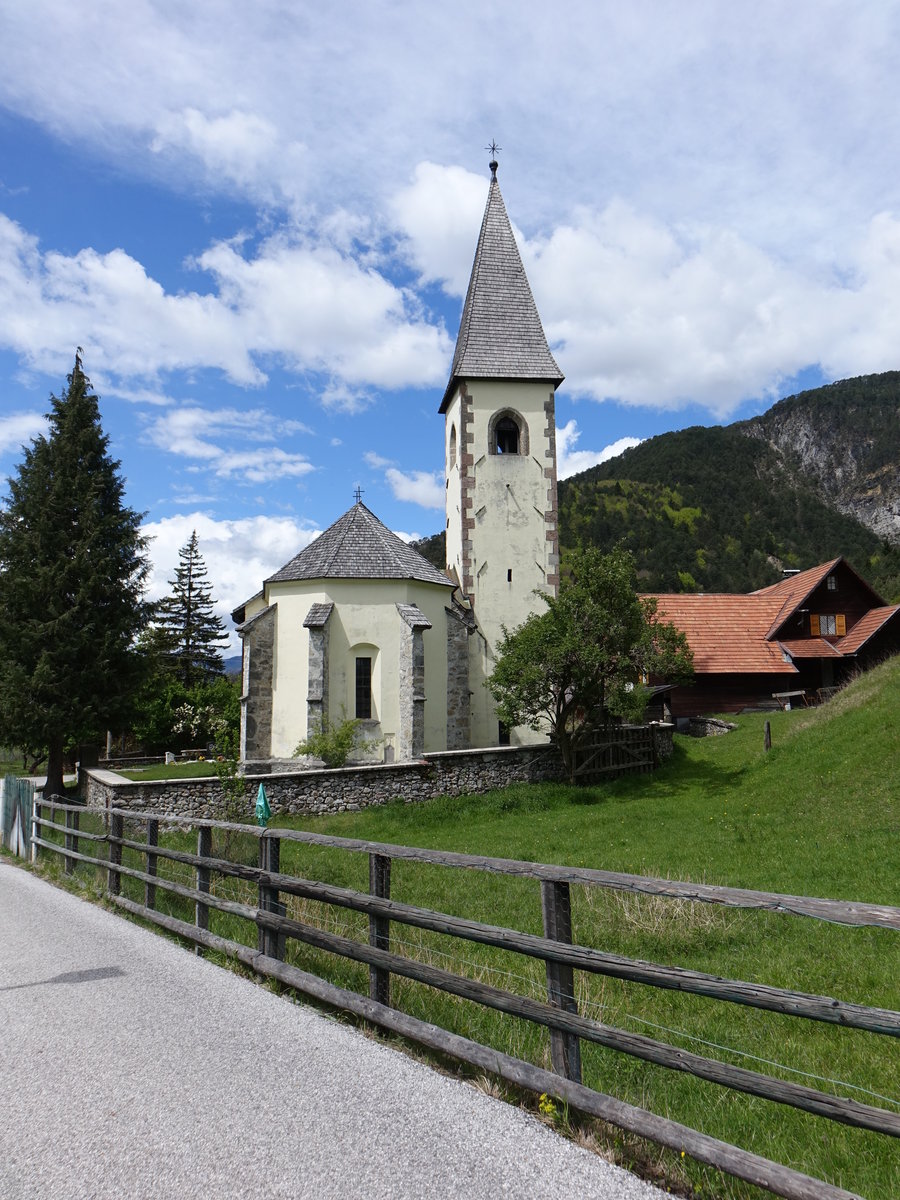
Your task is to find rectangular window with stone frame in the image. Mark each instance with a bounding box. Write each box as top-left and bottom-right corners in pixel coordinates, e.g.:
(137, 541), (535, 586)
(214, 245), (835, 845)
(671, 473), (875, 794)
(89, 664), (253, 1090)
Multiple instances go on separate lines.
(355, 656), (372, 719)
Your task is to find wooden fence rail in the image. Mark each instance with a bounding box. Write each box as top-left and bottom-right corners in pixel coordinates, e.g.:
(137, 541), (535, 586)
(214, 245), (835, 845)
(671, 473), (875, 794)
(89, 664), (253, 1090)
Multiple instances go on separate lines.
(31, 797), (900, 1200)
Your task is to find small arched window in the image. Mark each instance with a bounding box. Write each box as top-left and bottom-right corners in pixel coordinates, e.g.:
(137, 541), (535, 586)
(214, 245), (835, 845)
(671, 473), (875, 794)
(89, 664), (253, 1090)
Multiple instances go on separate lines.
(488, 409), (528, 456)
(448, 424), (457, 469)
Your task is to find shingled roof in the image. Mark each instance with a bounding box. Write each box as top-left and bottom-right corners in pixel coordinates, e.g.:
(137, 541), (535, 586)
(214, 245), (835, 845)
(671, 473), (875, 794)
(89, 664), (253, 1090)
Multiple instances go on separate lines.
(440, 162), (563, 412)
(266, 502), (453, 587)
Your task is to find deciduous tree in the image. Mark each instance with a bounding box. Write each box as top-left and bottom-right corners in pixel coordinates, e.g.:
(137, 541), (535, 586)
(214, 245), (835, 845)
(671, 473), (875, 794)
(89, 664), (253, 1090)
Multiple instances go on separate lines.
(0, 353), (149, 797)
(488, 547), (693, 780)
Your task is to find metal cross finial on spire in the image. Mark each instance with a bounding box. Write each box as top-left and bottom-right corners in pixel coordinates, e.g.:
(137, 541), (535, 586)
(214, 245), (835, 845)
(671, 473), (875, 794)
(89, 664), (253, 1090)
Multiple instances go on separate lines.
(353, 485), (364, 504)
(486, 140), (501, 179)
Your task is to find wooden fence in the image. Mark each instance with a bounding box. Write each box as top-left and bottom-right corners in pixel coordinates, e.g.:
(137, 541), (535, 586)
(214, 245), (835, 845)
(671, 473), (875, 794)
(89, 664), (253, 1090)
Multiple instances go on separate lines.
(30, 798), (899, 1200)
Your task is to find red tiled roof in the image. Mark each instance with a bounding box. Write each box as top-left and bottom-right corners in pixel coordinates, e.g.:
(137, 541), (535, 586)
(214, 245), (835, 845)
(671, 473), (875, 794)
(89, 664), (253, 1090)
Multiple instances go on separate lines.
(836, 606), (900, 654)
(778, 638), (843, 660)
(647, 594), (798, 674)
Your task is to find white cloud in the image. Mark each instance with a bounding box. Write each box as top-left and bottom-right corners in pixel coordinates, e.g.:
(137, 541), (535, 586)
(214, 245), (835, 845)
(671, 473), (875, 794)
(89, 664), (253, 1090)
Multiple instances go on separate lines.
(141, 405), (315, 482)
(141, 513), (321, 649)
(3, 3), (900, 431)
(527, 204), (900, 417)
(556, 422), (642, 480)
(385, 467), (444, 510)
(4, 0), (896, 251)
(391, 162), (488, 295)
(0, 215), (451, 396)
(151, 108), (308, 207)
(0, 410), (46, 457)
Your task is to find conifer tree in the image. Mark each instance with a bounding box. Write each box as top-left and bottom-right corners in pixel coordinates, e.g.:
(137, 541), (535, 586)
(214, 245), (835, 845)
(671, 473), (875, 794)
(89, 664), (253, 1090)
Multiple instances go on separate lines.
(0, 352), (149, 797)
(153, 531), (228, 687)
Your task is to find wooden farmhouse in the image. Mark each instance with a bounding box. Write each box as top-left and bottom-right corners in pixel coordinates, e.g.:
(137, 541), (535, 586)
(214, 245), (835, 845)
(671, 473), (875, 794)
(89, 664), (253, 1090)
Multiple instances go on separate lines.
(647, 557), (900, 718)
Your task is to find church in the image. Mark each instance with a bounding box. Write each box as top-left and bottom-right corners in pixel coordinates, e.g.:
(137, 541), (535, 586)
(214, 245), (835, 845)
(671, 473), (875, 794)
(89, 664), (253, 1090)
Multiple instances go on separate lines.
(232, 159), (564, 766)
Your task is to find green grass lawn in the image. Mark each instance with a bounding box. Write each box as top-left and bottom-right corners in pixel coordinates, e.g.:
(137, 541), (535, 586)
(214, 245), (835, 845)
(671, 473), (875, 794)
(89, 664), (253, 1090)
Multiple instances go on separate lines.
(117, 761), (220, 780)
(30, 657), (900, 1199)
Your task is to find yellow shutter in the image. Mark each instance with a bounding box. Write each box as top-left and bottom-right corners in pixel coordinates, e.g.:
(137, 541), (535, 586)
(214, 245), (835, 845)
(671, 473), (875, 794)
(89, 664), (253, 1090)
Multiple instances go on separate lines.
(836, 613), (846, 636)
(810, 614), (820, 636)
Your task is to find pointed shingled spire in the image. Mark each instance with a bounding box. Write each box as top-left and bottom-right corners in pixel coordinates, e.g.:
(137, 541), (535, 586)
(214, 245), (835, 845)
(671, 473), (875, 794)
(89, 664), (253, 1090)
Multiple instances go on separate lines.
(440, 162), (563, 412)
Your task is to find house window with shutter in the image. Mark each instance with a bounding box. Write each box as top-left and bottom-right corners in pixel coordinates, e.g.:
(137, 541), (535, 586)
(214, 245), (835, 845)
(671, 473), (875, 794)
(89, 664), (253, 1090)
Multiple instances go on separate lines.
(811, 614), (845, 637)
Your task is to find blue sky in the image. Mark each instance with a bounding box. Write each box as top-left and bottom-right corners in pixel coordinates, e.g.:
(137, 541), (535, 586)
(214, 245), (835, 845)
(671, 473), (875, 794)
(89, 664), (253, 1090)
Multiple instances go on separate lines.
(2, 2), (900, 647)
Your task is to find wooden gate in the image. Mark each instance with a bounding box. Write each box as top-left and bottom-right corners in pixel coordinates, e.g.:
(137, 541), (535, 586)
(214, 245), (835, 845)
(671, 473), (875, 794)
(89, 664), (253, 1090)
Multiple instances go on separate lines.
(1, 774), (34, 856)
(571, 725), (656, 782)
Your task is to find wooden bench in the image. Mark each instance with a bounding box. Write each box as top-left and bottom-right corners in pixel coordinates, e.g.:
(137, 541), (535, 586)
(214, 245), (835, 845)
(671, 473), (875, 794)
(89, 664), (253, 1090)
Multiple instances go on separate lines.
(772, 690), (809, 711)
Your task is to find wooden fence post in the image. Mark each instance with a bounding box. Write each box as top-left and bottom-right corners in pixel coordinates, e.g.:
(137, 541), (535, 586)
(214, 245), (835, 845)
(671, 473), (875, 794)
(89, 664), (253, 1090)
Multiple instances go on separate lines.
(368, 853), (392, 1007)
(764, 720), (772, 752)
(541, 880), (582, 1083)
(258, 834), (285, 961)
(30, 797), (41, 864)
(108, 813), (123, 896)
(145, 818), (159, 910)
(64, 807), (79, 875)
(195, 825), (212, 953)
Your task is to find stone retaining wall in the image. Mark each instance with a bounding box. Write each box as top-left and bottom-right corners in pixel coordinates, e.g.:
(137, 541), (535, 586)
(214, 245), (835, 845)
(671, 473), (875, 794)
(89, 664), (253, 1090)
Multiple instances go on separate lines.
(82, 744), (567, 822)
(83, 725), (674, 822)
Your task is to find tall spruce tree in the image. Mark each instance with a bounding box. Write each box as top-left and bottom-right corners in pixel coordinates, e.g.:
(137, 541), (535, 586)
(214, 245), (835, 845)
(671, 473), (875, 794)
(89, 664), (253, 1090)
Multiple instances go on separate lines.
(153, 531), (228, 687)
(0, 352), (149, 797)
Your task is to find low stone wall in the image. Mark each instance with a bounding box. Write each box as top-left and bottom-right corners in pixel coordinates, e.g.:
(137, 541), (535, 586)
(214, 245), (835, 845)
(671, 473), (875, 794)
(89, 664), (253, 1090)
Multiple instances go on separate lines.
(82, 744), (566, 822)
(650, 723), (674, 758)
(688, 717), (738, 738)
(83, 726), (675, 822)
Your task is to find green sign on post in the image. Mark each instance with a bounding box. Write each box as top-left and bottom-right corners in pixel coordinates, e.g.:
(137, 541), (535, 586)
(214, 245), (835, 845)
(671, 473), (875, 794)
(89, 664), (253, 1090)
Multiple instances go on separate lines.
(255, 782), (271, 827)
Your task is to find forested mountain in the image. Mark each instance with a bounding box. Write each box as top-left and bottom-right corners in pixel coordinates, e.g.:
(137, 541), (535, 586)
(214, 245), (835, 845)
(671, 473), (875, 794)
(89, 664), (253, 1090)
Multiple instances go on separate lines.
(559, 372), (900, 600)
(413, 373), (900, 601)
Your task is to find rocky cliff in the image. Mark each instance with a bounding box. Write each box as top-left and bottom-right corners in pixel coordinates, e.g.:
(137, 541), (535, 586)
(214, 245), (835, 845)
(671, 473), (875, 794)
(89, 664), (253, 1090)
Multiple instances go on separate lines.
(739, 373), (900, 543)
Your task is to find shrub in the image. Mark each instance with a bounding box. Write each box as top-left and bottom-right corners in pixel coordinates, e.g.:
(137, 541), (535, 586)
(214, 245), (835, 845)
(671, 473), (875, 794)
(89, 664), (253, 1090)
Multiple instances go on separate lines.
(293, 714), (378, 768)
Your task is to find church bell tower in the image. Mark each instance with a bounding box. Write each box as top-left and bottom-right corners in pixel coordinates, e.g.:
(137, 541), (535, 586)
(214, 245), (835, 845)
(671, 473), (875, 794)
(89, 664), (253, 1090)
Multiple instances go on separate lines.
(441, 157), (563, 744)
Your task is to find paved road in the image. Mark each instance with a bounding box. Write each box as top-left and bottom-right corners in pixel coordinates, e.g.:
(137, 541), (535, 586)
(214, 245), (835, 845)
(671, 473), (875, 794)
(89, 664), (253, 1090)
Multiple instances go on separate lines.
(0, 862), (668, 1199)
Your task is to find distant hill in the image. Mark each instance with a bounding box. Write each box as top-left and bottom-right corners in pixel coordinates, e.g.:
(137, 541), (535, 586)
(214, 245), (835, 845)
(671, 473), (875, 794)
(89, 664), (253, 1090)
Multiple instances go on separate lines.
(409, 532), (445, 570)
(558, 372), (900, 600)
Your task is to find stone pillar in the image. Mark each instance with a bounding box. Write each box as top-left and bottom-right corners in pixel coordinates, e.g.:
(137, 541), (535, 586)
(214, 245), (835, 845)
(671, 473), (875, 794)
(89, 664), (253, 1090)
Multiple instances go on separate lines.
(396, 604), (432, 760)
(237, 605), (276, 762)
(303, 602), (334, 737)
(446, 600), (473, 749)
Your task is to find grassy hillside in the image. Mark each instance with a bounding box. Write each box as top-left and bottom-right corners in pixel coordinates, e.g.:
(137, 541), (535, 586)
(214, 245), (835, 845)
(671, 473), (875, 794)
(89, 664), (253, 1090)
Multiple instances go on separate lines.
(294, 655), (899, 901)
(282, 657), (899, 1199)
(32, 659), (899, 1198)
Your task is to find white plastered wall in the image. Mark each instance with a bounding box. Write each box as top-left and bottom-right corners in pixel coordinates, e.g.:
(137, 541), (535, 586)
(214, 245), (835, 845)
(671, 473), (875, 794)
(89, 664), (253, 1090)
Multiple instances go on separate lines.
(445, 379), (555, 749)
(263, 577), (453, 760)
